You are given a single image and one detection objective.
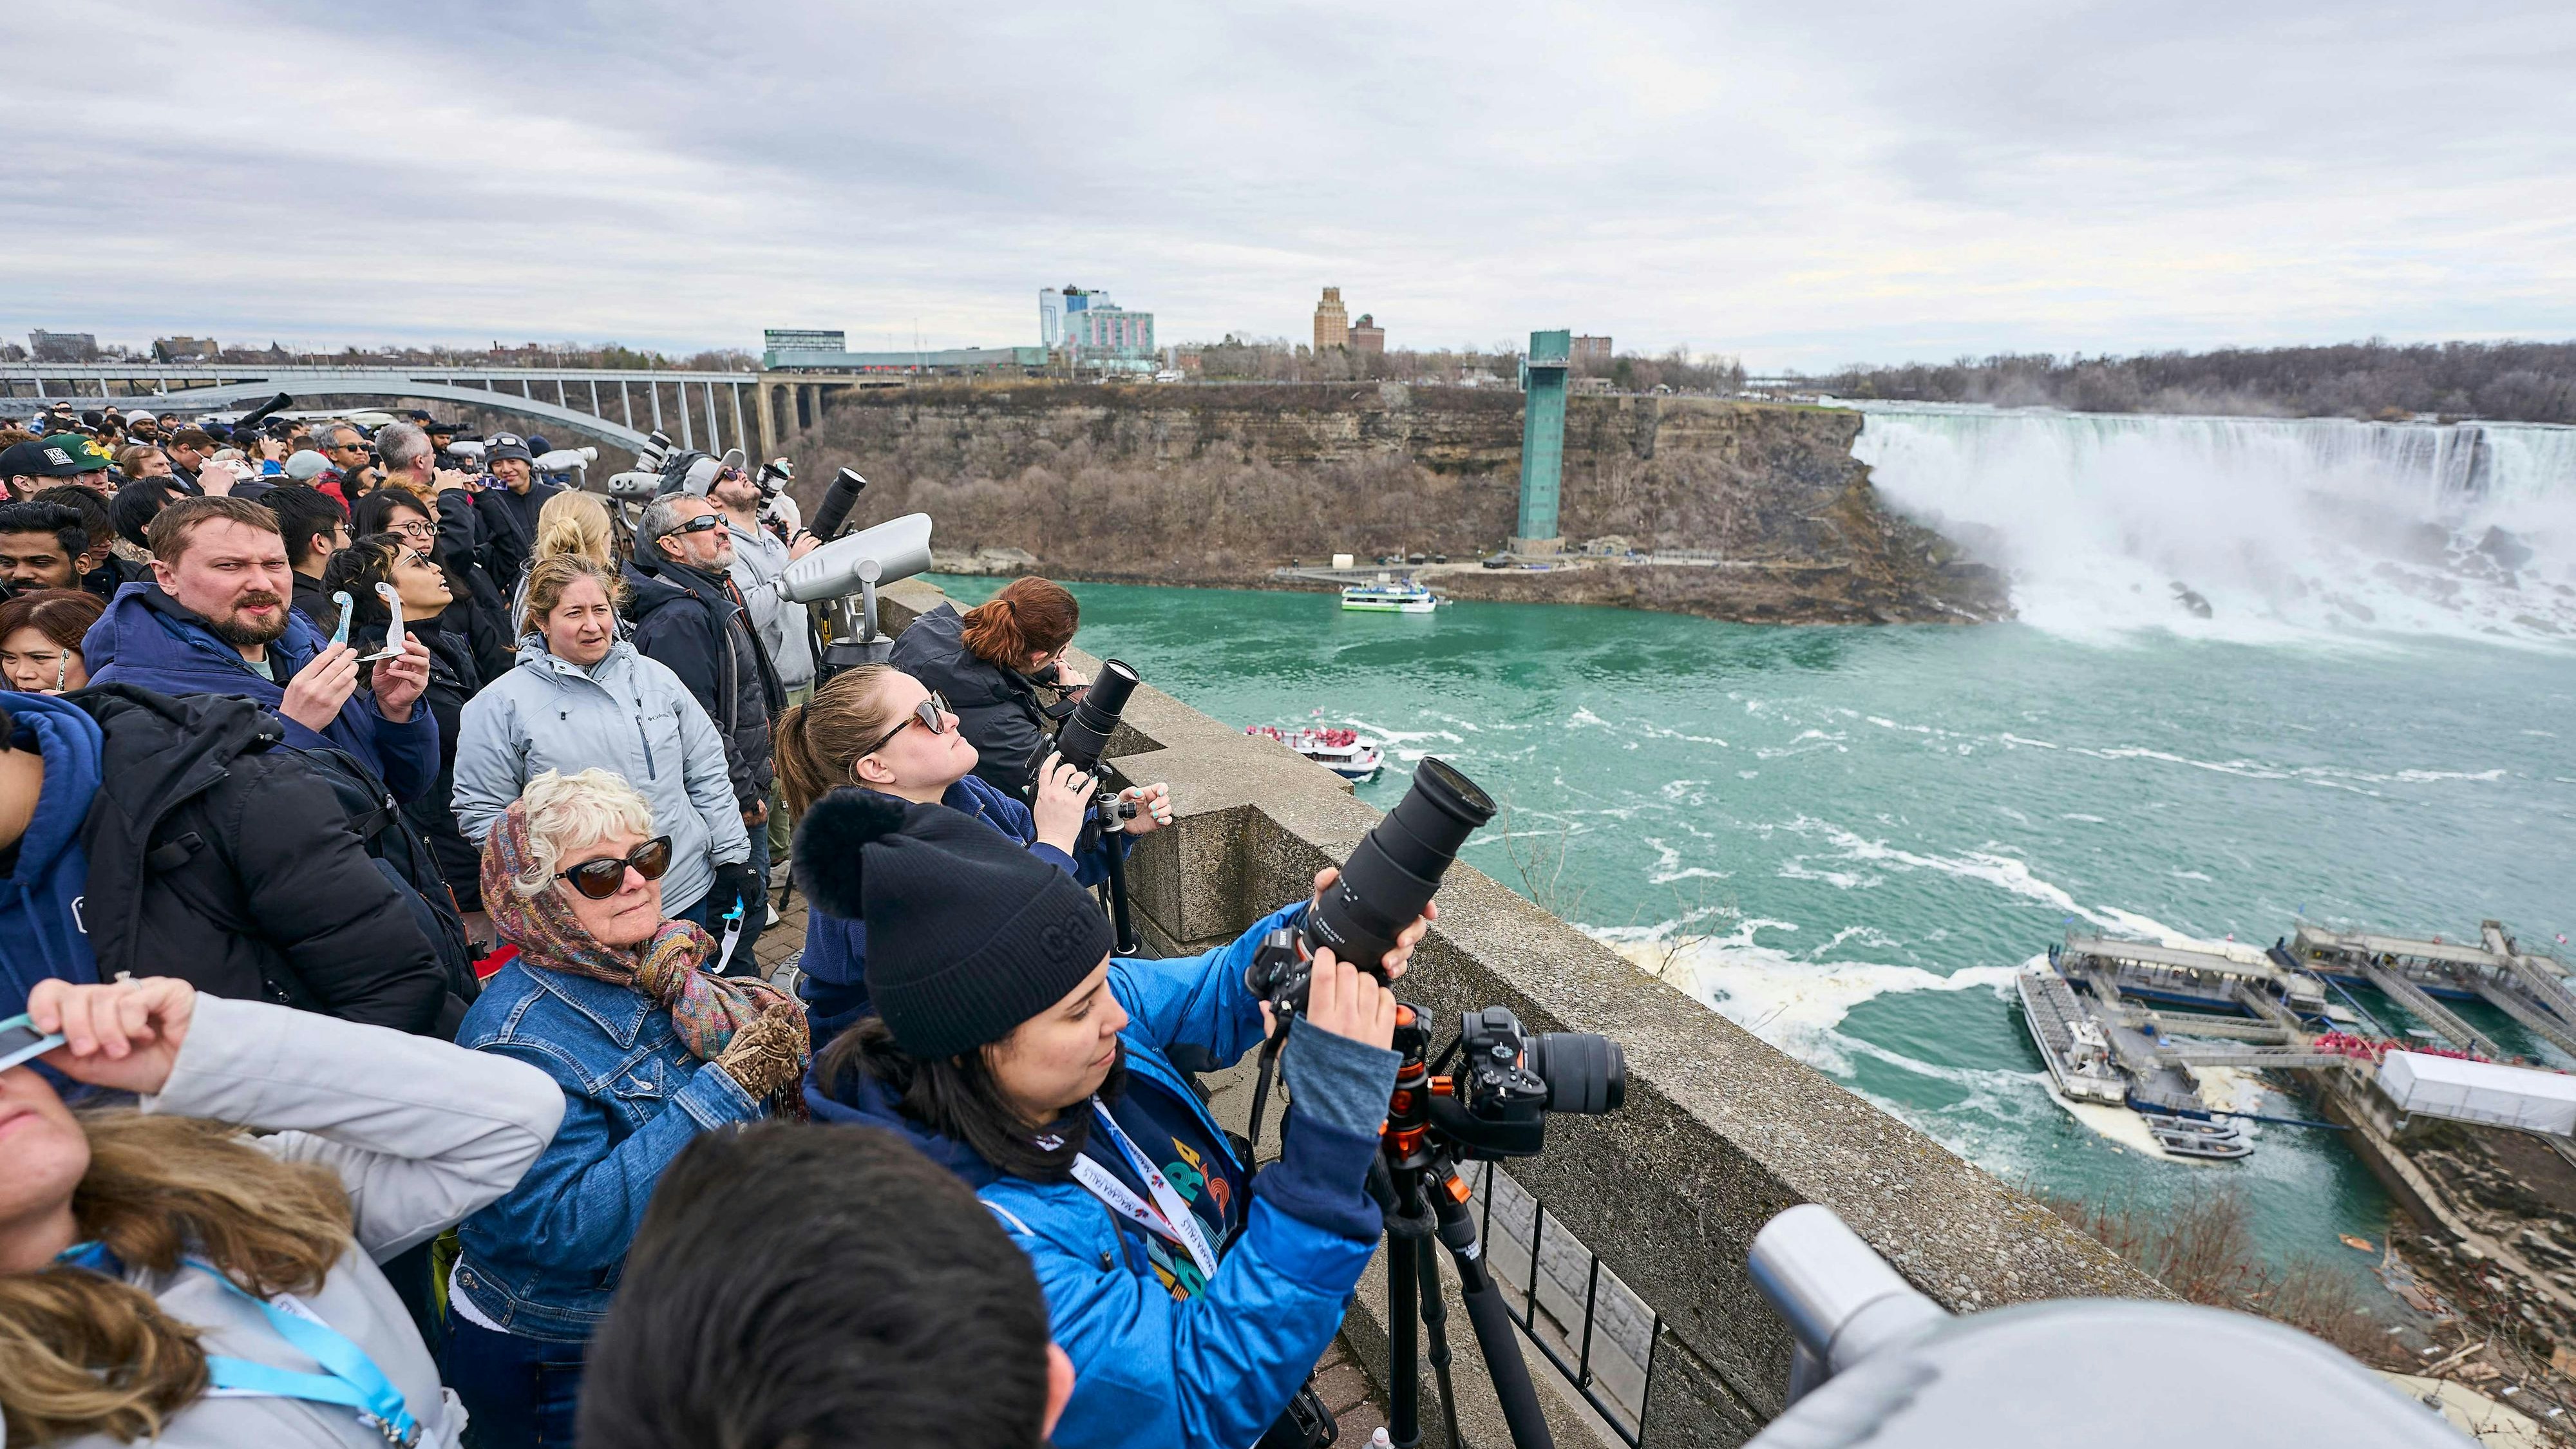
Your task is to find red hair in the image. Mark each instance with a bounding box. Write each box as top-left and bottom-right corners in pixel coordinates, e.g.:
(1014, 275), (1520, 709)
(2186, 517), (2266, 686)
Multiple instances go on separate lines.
(959, 577), (1078, 668)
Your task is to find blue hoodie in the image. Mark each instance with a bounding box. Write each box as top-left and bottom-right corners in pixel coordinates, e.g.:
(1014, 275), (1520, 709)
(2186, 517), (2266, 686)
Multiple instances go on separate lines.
(796, 772), (1125, 1045)
(0, 692), (102, 1019)
(81, 582), (438, 803)
(804, 904), (1395, 1449)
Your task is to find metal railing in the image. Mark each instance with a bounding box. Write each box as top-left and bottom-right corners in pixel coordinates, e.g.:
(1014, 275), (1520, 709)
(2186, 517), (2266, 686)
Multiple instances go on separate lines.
(1472, 1160), (1662, 1444)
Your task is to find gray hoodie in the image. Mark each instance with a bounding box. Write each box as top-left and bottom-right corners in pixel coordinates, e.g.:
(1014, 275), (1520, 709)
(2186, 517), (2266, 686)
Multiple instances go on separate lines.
(61, 994), (565, 1449)
(727, 515), (816, 692)
(450, 638), (752, 917)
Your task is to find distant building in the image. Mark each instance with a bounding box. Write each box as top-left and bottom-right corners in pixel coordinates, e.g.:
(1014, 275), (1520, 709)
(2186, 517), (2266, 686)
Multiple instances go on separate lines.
(1042, 286), (1115, 351)
(762, 342), (1048, 375)
(764, 328), (846, 354)
(1314, 287), (1350, 350)
(1349, 314), (1385, 354)
(1063, 299), (1155, 373)
(153, 336), (220, 363)
(1572, 335), (1613, 366)
(30, 330), (97, 363)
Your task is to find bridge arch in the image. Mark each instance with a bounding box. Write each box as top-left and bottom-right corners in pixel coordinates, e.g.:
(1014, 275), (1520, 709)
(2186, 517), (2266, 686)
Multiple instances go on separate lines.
(113, 375), (654, 449)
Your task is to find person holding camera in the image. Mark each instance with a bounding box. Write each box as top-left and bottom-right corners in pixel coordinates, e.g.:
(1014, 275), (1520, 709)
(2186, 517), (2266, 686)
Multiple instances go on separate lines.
(444, 770), (810, 1446)
(772, 664), (1174, 1044)
(451, 555), (757, 936)
(889, 576), (1088, 799)
(796, 797), (1431, 1449)
(0, 973), (564, 1449)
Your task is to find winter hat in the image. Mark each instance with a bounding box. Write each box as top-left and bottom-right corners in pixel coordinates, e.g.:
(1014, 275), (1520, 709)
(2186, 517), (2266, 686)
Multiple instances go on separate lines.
(795, 790), (1113, 1059)
(484, 431), (534, 464)
(282, 449), (335, 482)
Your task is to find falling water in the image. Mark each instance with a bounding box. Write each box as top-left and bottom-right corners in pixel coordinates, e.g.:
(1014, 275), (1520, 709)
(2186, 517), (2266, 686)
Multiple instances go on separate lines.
(1850, 404), (2576, 643)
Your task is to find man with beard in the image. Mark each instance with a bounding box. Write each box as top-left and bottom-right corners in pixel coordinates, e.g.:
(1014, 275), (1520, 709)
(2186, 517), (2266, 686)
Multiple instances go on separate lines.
(79, 495), (440, 803)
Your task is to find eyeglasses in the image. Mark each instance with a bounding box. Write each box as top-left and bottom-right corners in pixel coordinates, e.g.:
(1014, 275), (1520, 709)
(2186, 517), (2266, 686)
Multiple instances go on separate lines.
(715, 466), (747, 484)
(674, 513), (725, 536)
(860, 691), (954, 758)
(390, 519), (436, 539)
(556, 836), (674, 899)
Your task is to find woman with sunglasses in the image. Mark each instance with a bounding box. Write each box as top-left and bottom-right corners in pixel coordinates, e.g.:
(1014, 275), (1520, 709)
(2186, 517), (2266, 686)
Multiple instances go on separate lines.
(445, 768), (810, 1447)
(453, 555), (759, 951)
(321, 533), (491, 918)
(774, 665), (1174, 1046)
(355, 488), (515, 685)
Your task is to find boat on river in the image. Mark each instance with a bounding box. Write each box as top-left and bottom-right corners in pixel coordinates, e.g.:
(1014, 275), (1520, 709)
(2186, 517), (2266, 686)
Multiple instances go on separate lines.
(1245, 725), (1385, 782)
(1341, 579), (1439, 613)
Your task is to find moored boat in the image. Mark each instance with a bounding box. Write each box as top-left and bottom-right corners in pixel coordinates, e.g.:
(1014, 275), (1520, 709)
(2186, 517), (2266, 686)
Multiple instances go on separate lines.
(1246, 724), (1385, 782)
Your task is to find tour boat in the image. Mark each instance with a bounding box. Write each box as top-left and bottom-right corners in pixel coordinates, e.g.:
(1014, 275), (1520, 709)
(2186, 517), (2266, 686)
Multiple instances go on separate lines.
(1245, 725), (1385, 782)
(1341, 580), (1439, 613)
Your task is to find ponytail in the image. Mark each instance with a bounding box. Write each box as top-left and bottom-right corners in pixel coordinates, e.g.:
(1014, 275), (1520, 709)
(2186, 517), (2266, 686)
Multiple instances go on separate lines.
(958, 578), (1078, 671)
(772, 665), (905, 817)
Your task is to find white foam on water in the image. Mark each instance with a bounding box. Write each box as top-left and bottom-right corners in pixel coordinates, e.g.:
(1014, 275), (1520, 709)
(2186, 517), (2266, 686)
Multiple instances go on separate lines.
(1852, 404), (2576, 646)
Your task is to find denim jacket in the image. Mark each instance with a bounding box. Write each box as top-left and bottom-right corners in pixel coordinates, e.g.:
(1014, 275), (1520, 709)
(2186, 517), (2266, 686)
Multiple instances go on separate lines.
(451, 959), (764, 1341)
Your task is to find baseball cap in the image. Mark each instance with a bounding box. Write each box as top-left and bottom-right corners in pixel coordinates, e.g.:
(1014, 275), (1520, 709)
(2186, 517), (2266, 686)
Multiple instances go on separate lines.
(484, 431), (534, 464)
(676, 446), (748, 497)
(283, 450), (336, 482)
(3, 436), (107, 478)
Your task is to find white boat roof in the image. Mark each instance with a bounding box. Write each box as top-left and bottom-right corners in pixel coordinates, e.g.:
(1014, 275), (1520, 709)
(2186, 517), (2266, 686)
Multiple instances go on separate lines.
(2064, 936), (2284, 983)
(2295, 925), (2511, 971)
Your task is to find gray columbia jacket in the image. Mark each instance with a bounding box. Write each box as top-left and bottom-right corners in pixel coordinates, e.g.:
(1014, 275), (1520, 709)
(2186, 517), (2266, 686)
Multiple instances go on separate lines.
(60, 993), (564, 1449)
(450, 638), (752, 917)
(728, 517), (816, 693)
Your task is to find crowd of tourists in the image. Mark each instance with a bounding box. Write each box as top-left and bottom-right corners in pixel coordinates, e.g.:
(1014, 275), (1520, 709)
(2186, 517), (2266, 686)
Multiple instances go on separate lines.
(0, 398), (1419, 1449)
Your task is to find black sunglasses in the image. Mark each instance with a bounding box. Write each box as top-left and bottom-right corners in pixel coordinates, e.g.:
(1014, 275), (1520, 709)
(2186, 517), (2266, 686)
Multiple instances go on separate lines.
(861, 691), (954, 757)
(674, 513), (726, 536)
(557, 836), (675, 899)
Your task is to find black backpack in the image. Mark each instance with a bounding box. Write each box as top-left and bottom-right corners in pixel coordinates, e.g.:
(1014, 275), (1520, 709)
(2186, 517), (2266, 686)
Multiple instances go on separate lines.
(298, 745), (480, 1034)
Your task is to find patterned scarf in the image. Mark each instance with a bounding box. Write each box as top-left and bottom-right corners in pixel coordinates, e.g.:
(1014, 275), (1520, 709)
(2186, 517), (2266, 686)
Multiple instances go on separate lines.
(481, 799), (808, 1093)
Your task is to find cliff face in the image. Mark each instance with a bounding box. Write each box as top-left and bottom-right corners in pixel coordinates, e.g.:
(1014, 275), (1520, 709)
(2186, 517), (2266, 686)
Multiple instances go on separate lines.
(785, 383), (2007, 623)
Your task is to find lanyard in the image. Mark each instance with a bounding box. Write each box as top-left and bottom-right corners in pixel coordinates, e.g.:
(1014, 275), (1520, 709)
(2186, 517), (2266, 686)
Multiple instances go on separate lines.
(185, 1259), (426, 1447)
(1069, 1098), (1219, 1280)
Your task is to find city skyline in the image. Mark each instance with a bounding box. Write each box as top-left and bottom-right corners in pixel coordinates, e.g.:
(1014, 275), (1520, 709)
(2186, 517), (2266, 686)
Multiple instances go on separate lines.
(4, 2), (2571, 372)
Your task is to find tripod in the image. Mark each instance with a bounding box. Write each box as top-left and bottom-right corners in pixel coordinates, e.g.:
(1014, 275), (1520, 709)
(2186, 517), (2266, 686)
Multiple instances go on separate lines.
(1376, 1007), (1557, 1449)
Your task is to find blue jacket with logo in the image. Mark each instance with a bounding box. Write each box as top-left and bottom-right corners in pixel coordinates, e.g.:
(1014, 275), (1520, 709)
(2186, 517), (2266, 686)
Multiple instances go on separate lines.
(82, 582), (439, 804)
(450, 960), (767, 1340)
(804, 903), (1388, 1449)
(0, 692), (100, 1020)
(796, 772), (1122, 1044)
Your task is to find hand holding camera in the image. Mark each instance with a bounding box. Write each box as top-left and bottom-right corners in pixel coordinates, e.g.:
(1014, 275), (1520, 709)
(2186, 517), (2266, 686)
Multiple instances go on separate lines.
(1031, 751), (1099, 855)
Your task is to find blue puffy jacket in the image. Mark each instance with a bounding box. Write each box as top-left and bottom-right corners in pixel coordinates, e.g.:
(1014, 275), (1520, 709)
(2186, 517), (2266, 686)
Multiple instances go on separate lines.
(797, 772), (1124, 1044)
(0, 692), (100, 1019)
(82, 582), (439, 804)
(806, 903), (1388, 1449)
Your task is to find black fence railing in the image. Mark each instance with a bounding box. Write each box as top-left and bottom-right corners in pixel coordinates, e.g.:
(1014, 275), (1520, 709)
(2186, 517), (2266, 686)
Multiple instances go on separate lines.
(1472, 1161), (1662, 1444)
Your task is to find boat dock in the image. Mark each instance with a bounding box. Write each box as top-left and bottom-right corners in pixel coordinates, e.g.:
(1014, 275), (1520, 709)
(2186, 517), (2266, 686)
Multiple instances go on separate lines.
(2291, 921), (2576, 1060)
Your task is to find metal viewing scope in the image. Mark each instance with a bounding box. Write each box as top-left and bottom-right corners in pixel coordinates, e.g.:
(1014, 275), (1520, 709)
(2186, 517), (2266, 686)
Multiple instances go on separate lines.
(1745, 1205), (2465, 1449)
(780, 512), (934, 673)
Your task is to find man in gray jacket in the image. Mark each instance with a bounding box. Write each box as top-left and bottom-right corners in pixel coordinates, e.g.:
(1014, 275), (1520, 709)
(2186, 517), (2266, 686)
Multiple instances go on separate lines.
(707, 453), (819, 880)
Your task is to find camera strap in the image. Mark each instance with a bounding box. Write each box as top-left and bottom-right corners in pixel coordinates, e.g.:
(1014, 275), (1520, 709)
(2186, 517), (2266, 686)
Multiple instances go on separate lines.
(1071, 1098), (1219, 1280)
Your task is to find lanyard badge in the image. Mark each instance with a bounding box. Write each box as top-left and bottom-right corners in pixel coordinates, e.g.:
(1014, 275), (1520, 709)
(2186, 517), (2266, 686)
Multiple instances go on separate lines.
(1071, 1098), (1219, 1280)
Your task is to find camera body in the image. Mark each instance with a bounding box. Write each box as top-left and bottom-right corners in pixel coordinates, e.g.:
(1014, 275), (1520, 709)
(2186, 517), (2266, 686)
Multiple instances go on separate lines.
(1426, 1006), (1627, 1159)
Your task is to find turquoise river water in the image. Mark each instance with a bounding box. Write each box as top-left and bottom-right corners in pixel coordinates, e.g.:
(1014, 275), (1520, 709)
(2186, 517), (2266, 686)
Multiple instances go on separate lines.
(934, 570), (2576, 1282)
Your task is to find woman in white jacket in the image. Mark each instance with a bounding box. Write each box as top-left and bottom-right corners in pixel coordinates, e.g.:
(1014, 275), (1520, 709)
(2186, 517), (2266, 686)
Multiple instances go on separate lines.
(0, 975), (565, 1448)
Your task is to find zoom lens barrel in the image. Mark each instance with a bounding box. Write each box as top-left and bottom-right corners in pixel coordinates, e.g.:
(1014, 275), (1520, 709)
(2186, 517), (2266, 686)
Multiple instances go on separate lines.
(1053, 659), (1141, 776)
(1305, 756), (1497, 970)
(1527, 1032), (1626, 1114)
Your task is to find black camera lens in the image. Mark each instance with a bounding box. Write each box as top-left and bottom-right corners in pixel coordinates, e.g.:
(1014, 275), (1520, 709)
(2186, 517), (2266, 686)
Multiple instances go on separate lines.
(1305, 756), (1497, 971)
(1052, 658), (1141, 776)
(1527, 1032), (1625, 1114)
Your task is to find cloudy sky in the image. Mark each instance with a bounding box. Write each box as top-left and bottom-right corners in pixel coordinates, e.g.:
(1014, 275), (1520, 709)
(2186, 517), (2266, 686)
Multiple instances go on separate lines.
(7, 1), (2573, 370)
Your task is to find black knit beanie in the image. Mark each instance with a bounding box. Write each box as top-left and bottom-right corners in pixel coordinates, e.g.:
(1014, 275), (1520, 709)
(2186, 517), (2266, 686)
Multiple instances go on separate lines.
(794, 790), (1115, 1059)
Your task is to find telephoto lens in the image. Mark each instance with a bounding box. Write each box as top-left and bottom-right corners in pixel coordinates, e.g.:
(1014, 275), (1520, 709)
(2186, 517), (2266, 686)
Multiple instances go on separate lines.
(1052, 659), (1141, 777)
(1528, 1031), (1626, 1113)
(1305, 757), (1497, 971)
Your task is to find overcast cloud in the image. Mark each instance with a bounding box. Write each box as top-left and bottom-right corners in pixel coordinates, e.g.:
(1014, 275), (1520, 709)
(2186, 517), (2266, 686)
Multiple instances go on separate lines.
(6, 1), (2573, 370)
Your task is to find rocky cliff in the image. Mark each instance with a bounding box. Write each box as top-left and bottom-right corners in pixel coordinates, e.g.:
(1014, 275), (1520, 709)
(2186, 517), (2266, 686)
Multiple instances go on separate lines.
(783, 383), (2007, 624)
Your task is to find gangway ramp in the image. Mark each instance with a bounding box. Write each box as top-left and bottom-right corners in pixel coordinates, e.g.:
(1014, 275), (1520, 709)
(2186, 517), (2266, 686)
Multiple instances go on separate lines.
(2472, 980), (2576, 1061)
(2363, 964), (2504, 1060)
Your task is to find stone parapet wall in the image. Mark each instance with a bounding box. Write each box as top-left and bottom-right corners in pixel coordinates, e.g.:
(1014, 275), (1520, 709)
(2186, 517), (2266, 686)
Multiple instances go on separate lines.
(877, 578), (2161, 1444)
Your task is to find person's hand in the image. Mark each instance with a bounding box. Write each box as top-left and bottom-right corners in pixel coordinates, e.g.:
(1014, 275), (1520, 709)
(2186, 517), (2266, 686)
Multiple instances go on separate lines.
(713, 1000), (809, 1100)
(369, 635), (431, 722)
(1296, 949), (1398, 1051)
(1052, 662), (1089, 690)
(1030, 752), (1097, 855)
(787, 530), (819, 561)
(198, 459), (249, 497)
(743, 800), (769, 828)
(1115, 782), (1173, 837)
(281, 642), (362, 733)
(27, 976), (196, 1096)
(433, 468), (471, 493)
(1307, 866), (1438, 982)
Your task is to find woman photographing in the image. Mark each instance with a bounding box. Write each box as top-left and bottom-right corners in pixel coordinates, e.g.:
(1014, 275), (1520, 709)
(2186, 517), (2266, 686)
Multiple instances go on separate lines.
(888, 575), (1088, 798)
(772, 663), (1173, 1044)
(0, 974), (564, 1449)
(797, 797), (1432, 1449)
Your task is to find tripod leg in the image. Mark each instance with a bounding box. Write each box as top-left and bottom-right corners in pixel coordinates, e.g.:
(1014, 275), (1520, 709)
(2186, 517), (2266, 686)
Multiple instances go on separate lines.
(1434, 1190), (1557, 1449)
(1388, 1234), (1420, 1449)
(1415, 1238), (1463, 1449)
(1098, 818), (1141, 954)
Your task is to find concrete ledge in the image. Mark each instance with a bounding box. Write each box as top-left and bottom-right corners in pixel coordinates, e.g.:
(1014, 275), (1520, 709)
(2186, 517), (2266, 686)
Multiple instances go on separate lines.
(874, 577), (2164, 1444)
